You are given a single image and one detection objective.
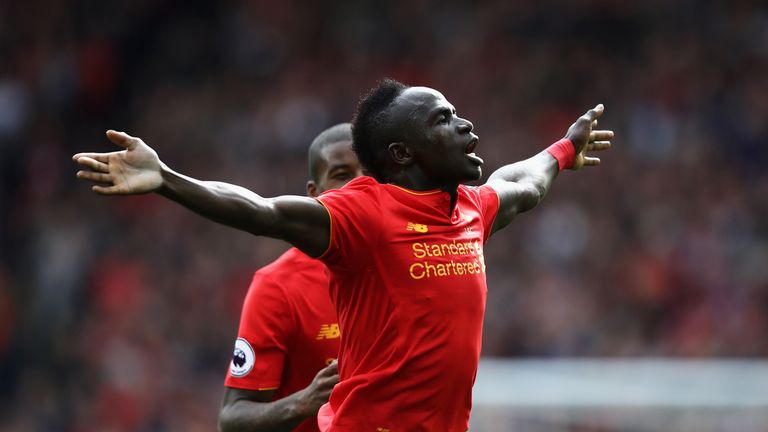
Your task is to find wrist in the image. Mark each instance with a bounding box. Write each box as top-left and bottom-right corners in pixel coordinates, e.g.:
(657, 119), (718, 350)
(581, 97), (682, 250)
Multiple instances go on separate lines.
(157, 162), (177, 196)
(545, 138), (576, 171)
(292, 388), (313, 418)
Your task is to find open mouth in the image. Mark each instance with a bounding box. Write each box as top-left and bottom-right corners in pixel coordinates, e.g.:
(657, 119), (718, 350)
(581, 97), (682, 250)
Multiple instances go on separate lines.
(465, 138), (483, 165)
(465, 138), (478, 154)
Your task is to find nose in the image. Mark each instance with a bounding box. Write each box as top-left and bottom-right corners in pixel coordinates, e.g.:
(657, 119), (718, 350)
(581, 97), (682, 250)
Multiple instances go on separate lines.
(457, 118), (473, 134)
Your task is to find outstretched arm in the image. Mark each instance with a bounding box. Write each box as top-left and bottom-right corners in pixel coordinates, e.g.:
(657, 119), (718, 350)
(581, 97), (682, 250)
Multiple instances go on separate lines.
(486, 105), (613, 234)
(73, 130), (330, 257)
(218, 361), (339, 432)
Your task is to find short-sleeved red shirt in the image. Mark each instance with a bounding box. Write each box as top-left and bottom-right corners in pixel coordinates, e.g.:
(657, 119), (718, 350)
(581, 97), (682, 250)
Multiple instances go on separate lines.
(316, 176), (499, 432)
(225, 248), (340, 432)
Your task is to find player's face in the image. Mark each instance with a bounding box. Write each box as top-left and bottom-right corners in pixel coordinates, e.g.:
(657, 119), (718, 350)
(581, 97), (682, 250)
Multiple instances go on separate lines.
(394, 87), (482, 185)
(311, 140), (364, 196)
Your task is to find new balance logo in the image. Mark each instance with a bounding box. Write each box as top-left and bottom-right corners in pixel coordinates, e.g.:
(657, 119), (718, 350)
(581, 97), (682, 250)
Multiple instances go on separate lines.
(406, 222), (428, 233)
(316, 324), (340, 340)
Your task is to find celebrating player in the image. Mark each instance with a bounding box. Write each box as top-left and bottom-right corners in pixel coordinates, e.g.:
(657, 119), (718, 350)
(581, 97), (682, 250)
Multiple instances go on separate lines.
(73, 79), (613, 431)
(218, 123), (362, 432)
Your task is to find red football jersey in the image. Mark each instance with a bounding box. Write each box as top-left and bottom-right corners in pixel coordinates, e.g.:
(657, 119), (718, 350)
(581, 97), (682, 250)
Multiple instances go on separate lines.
(225, 248), (340, 432)
(316, 176), (499, 432)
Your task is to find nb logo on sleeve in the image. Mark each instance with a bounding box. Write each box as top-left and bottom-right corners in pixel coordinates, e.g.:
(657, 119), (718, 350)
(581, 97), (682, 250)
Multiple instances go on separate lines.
(406, 222), (428, 233)
(316, 324), (341, 340)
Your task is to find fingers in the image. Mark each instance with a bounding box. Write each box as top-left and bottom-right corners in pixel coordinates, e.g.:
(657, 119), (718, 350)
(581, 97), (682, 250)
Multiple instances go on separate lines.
(589, 130), (614, 142)
(106, 130), (139, 149)
(72, 130), (136, 164)
(320, 360), (338, 376)
(323, 372), (340, 388)
(75, 156), (110, 172)
(77, 170), (113, 183)
(583, 157), (601, 166)
(72, 152), (117, 163)
(315, 360), (340, 391)
(569, 105), (611, 170)
(586, 141), (612, 152)
(581, 104), (605, 122)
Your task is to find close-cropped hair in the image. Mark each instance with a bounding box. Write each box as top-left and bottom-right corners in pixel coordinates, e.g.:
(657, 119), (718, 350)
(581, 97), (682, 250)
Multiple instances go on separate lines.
(351, 79), (409, 182)
(307, 123), (353, 182)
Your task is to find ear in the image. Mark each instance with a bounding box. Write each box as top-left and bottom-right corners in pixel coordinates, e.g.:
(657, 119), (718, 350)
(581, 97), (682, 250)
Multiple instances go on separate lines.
(306, 180), (319, 198)
(388, 142), (413, 166)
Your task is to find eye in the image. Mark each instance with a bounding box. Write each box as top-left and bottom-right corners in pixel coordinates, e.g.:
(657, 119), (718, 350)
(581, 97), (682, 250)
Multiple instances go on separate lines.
(436, 115), (449, 125)
(332, 171), (352, 180)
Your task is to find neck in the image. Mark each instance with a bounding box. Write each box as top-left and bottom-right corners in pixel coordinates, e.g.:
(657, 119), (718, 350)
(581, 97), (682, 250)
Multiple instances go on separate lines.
(387, 168), (456, 192)
(387, 169), (459, 214)
(387, 170), (459, 208)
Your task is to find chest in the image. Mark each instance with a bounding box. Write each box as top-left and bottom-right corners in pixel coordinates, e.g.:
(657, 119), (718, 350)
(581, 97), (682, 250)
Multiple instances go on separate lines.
(375, 201), (489, 312)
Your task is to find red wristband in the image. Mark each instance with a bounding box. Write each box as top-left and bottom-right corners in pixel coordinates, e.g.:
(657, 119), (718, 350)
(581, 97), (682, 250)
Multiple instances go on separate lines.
(546, 138), (576, 171)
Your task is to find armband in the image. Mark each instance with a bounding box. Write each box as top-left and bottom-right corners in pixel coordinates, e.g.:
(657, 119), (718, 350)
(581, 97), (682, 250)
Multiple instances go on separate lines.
(545, 138), (576, 171)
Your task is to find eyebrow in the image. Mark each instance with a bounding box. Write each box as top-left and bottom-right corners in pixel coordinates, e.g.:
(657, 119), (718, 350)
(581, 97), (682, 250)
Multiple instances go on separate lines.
(327, 163), (353, 173)
(428, 106), (456, 122)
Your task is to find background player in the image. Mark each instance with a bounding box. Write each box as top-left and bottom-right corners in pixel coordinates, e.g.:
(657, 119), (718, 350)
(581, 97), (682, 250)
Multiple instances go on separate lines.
(73, 80), (612, 431)
(218, 123), (363, 432)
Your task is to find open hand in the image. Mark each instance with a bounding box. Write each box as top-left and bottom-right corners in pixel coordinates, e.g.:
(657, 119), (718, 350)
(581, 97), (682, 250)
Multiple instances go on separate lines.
(73, 130), (163, 194)
(564, 104), (614, 170)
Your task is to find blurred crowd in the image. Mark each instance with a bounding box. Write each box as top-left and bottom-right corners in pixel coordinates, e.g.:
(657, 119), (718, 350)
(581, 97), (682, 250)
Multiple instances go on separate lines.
(1, 0), (767, 430)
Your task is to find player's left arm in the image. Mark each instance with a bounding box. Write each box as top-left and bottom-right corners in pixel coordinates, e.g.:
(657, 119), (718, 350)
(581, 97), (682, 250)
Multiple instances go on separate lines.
(485, 104), (613, 234)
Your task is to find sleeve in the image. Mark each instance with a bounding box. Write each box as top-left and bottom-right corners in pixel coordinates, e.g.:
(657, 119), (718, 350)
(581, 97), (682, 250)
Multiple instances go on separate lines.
(224, 271), (294, 391)
(474, 185), (500, 243)
(315, 186), (380, 270)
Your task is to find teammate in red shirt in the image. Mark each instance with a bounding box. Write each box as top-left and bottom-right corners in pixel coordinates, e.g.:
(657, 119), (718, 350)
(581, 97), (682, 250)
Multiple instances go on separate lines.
(219, 123), (363, 432)
(73, 80), (613, 431)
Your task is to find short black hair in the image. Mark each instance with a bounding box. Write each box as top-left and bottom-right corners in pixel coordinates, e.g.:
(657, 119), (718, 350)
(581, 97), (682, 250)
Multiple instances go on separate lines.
(307, 123), (353, 182)
(352, 78), (409, 182)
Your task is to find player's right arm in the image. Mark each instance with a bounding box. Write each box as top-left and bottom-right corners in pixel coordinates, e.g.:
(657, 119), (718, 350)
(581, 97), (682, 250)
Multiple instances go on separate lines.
(486, 105), (613, 234)
(73, 130), (330, 257)
(218, 361), (339, 432)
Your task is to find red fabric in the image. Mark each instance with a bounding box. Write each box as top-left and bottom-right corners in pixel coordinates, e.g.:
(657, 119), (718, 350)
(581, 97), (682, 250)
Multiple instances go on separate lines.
(315, 176), (500, 432)
(545, 138), (576, 170)
(224, 248), (340, 432)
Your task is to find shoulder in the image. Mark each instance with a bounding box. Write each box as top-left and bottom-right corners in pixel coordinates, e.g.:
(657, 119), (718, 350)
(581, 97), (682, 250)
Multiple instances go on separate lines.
(317, 176), (381, 201)
(256, 252), (330, 317)
(243, 249), (327, 315)
(315, 176), (383, 223)
(256, 248), (327, 284)
(458, 184), (498, 206)
(254, 249), (298, 281)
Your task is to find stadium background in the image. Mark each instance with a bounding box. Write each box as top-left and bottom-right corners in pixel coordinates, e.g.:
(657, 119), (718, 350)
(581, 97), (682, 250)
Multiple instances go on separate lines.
(1, 0), (767, 430)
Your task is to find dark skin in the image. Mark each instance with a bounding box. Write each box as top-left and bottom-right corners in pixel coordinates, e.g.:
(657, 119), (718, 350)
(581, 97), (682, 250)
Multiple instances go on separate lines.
(218, 139), (363, 432)
(73, 87), (611, 430)
(73, 86), (611, 255)
(384, 87), (612, 230)
(306, 140), (364, 197)
(384, 87), (482, 190)
(220, 361), (339, 432)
